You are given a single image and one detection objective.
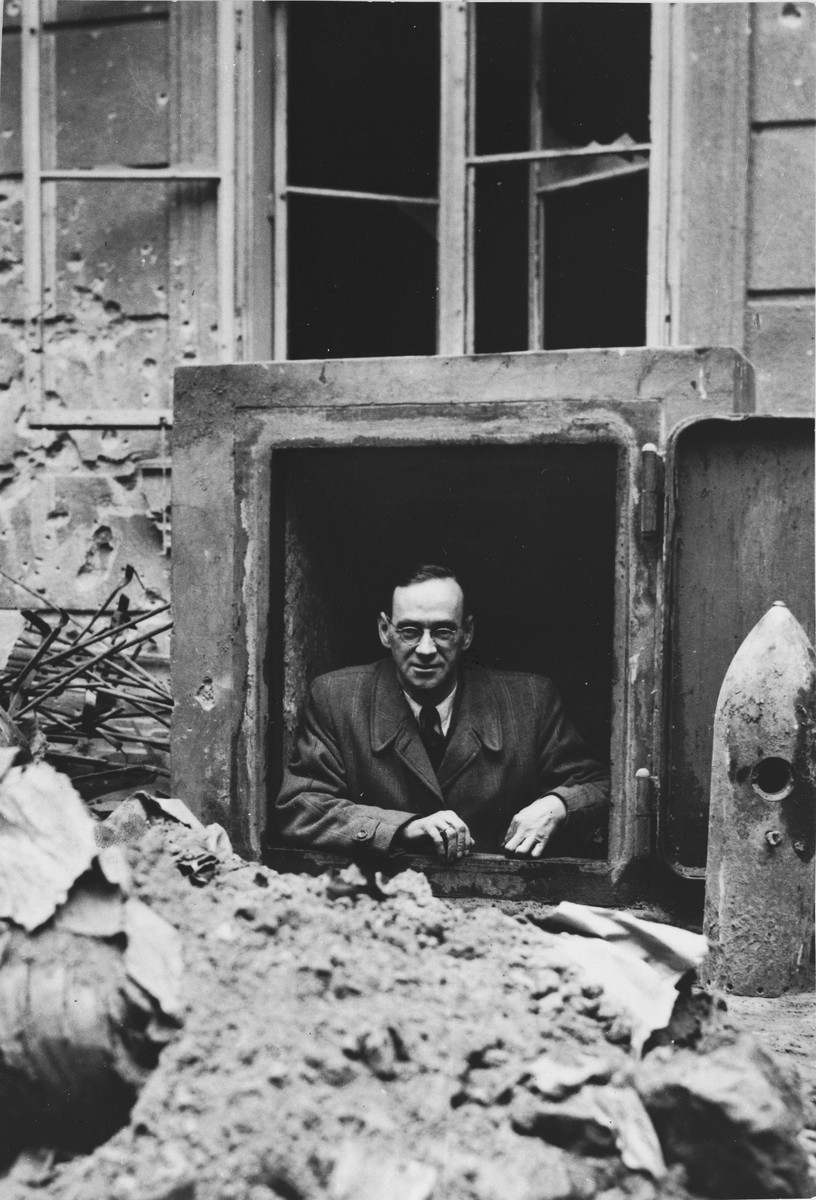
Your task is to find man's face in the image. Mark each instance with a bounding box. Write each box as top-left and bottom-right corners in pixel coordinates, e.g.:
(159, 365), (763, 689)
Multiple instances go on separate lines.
(378, 577), (474, 703)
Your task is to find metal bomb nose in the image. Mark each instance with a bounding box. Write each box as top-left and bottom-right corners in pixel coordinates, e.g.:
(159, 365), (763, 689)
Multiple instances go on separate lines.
(703, 602), (816, 997)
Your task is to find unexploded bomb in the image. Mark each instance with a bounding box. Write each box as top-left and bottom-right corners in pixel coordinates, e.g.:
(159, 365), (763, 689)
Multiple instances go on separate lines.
(703, 601), (816, 996)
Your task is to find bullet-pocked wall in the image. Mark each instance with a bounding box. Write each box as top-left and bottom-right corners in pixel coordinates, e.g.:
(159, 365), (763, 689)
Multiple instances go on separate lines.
(0, 1), (217, 632)
(0, 1), (813, 667)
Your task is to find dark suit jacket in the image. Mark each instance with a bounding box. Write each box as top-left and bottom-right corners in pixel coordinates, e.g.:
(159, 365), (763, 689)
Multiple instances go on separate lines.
(274, 660), (609, 858)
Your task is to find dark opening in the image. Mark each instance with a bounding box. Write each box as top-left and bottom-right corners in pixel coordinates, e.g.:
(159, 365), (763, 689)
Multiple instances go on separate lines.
(541, 4), (651, 146)
(473, 164), (530, 354)
(269, 445), (618, 838)
(473, 2), (651, 353)
(752, 757), (795, 800)
(287, 196), (437, 360)
(288, 2), (439, 197)
(542, 171), (649, 350)
(474, 3), (533, 157)
(286, 1), (439, 360)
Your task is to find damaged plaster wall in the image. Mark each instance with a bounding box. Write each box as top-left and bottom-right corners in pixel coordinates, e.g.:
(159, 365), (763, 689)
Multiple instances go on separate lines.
(0, 1), (217, 631)
(0, 0), (813, 630)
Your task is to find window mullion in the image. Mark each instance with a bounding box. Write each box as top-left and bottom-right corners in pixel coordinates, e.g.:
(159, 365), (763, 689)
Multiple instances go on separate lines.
(22, 0), (43, 409)
(646, 1), (673, 347)
(216, 0), (237, 363)
(272, 2), (288, 361)
(528, 2), (544, 351)
(437, 0), (469, 357)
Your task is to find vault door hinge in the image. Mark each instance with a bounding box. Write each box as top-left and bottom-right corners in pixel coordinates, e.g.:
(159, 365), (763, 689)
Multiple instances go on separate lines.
(640, 443), (665, 539)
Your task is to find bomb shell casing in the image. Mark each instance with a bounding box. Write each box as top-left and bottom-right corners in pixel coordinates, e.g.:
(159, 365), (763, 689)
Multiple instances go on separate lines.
(703, 601), (816, 996)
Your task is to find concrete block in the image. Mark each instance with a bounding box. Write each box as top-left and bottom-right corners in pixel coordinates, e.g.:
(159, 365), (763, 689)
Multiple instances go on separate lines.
(745, 300), (815, 414)
(752, 2), (816, 123)
(749, 127), (816, 291)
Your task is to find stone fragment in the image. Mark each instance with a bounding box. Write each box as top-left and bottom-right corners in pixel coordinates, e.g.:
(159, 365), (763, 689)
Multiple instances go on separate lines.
(303, 1048), (357, 1088)
(511, 1086), (618, 1155)
(329, 1141), (436, 1200)
(343, 1023), (409, 1080)
(527, 1048), (613, 1100)
(511, 1083), (665, 1179)
(0, 760), (97, 929)
(531, 967), (562, 998)
(0, 330), (23, 386)
(636, 1033), (811, 1198)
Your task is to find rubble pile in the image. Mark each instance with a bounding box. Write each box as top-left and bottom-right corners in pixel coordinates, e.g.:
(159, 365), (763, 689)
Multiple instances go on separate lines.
(2, 813), (812, 1200)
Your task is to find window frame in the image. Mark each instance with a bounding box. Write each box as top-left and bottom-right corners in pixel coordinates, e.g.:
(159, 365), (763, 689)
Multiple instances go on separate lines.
(20, 0), (252, 430)
(270, 1), (675, 361)
(12, 2), (753, 421)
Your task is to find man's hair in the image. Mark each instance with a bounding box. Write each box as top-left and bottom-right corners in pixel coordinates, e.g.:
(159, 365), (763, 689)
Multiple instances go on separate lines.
(390, 563), (468, 614)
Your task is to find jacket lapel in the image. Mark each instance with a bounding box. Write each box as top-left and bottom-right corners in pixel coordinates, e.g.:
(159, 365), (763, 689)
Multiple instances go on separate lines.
(371, 662), (443, 803)
(437, 668), (503, 790)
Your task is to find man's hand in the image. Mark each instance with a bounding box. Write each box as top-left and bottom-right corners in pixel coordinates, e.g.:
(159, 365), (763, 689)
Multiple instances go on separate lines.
(502, 795), (567, 858)
(396, 811), (473, 861)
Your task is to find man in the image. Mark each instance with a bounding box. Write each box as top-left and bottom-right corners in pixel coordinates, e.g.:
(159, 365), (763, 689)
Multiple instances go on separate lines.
(274, 564), (609, 862)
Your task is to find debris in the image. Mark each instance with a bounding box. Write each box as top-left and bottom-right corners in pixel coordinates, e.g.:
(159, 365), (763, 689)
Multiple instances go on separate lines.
(0, 567), (172, 802)
(636, 1032), (811, 1198)
(0, 761), (183, 1163)
(0, 825), (810, 1200)
(526, 1046), (614, 1100)
(343, 1023), (410, 1080)
(512, 1082), (666, 1179)
(0, 759), (97, 930)
(533, 902), (708, 1053)
(329, 1142), (437, 1200)
(95, 790), (233, 885)
(0, 610), (25, 674)
(0, 700), (30, 757)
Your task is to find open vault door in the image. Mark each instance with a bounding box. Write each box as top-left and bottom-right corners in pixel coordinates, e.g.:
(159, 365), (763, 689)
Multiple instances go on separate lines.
(171, 348), (754, 910)
(661, 414), (815, 887)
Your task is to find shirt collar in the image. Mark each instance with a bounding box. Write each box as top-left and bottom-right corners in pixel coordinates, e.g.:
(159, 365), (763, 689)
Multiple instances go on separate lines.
(402, 683), (457, 735)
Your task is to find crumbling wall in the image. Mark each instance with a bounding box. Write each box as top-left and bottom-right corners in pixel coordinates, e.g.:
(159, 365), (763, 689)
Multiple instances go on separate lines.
(0, 1), (217, 623)
(0, 0), (812, 623)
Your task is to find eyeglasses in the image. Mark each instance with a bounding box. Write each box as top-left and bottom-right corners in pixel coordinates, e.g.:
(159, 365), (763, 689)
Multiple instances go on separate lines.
(381, 614), (461, 648)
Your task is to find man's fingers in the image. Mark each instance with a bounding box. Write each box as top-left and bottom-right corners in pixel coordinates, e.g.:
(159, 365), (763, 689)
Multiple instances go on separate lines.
(438, 811), (470, 860)
(406, 812), (472, 861)
(425, 822), (447, 859)
(504, 826), (552, 857)
(503, 830), (525, 853)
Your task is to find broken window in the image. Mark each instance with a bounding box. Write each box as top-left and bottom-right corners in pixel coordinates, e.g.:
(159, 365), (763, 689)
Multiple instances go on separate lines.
(274, 1), (656, 359)
(16, 0), (226, 427)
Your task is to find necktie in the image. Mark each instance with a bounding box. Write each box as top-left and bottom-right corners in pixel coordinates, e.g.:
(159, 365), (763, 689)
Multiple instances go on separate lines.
(419, 704), (446, 772)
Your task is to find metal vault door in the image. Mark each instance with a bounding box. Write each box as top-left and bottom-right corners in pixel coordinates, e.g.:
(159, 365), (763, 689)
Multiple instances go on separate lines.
(171, 348), (754, 908)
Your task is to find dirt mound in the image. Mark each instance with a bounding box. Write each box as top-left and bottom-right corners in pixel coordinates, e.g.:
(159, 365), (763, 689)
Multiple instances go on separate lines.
(1, 825), (809, 1200)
